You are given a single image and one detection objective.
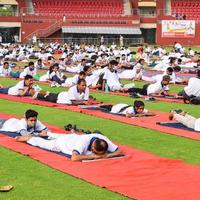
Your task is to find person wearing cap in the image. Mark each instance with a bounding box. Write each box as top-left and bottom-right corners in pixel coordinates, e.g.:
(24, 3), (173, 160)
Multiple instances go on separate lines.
(128, 75), (171, 97)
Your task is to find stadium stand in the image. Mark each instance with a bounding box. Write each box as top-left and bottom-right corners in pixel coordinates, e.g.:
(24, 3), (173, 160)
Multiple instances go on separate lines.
(32, 0), (124, 18)
(171, 0), (200, 20)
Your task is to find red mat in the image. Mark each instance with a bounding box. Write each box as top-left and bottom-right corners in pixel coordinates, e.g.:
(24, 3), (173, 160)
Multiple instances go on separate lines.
(1, 77), (185, 104)
(1, 113), (200, 199)
(1, 94), (200, 141)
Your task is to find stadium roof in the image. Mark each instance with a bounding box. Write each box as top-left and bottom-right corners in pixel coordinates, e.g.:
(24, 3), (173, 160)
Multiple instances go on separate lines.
(62, 26), (141, 35)
(0, 0), (18, 5)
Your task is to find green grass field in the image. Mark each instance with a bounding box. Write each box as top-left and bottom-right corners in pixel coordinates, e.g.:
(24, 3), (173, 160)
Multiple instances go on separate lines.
(1, 64), (200, 199)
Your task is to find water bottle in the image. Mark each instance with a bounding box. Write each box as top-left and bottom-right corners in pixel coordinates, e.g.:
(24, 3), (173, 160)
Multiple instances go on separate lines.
(105, 83), (109, 93)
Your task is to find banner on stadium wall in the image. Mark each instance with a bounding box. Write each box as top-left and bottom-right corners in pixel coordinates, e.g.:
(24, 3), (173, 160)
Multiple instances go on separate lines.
(162, 20), (195, 38)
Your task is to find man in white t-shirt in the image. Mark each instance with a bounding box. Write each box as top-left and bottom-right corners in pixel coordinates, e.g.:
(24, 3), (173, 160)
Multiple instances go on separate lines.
(177, 70), (200, 102)
(20, 61), (37, 79)
(102, 60), (135, 92)
(0, 75), (36, 96)
(15, 131), (124, 161)
(169, 110), (200, 132)
(0, 62), (12, 77)
(35, 79), (90, 105)
(128, 75), (171, 96)
(100, 100), (154, 117)
(0, 109), (48, 136)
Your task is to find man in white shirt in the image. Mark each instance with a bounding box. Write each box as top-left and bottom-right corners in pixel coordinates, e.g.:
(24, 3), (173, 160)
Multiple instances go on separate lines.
(100, 100), (154, 117)
(35, 79), (90, 105)
(15, 131), (124, 161)
(0, 75), (36, 96)
(20, 61), (37, 79)
(0, 109), (48, 136)
(169, 110), (200, 132)
(174, 42), (182, 53)
(177, 70), (200, 102)
(102, 60), (135, 92)
(0, 62), (11, 77)
(128, 75), (170, 96)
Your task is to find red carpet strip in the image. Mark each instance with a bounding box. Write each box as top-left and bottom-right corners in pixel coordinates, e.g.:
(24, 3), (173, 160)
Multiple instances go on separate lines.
(0, 94), (199, 140)
(1, 113), (200, 199)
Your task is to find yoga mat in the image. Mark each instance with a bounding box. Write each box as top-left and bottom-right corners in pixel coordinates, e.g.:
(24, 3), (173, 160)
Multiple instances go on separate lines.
(1, 113), (200, 199)
(0, 94), (200, 141)
(0, 77), (185, 104)
(157, 122), (200, 133)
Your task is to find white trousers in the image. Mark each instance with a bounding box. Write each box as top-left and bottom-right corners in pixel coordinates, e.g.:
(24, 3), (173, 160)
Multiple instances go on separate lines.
(174, 114), (196, 130)
(27, 132), (65, 152)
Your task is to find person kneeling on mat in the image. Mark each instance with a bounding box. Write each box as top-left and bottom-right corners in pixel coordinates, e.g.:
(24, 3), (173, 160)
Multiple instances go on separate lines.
(100, 100), (155, 117)
(33, 79), (90, 105)
(169, 110), (200, 132)
(0, 109), (48, 136)
(15, 131), (124, 161)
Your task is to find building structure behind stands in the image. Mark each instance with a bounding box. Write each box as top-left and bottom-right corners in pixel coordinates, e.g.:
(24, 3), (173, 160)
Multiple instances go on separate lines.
(0, 0), (200, 45)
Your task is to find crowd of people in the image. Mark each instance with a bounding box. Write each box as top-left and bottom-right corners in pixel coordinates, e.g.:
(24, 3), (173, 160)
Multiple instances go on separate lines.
(0, 41), (200, 160)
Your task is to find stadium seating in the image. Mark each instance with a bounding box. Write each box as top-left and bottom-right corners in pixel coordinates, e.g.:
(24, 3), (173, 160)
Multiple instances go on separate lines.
(32, 0), (124, 18)
(171, 0), (200, 20)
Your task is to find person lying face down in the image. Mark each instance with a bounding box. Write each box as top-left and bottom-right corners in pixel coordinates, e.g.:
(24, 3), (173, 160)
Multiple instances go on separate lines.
(33, 79), (90, 105)
(101, 100), (155, 117)
(15, 131), (124, 161)
(0, 109), (48, 136)
(0, 75), (36, 97)
(127, 75), (171, 97)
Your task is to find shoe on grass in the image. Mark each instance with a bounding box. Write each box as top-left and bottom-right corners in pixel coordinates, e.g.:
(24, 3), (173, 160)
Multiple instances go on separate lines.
(0, 185), (13, 192)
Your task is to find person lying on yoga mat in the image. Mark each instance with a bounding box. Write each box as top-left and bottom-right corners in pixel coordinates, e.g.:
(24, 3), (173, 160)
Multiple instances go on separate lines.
(15, 132), (124, 161)
(0, 75), (37, 97)
(0, 109), (48, 136)
(176, 70), (200, 104)
(100, 100), (155, 117)
(169, 110), (200, 132)
(128, 75), (171, 97)
(33, 79), (90, 105)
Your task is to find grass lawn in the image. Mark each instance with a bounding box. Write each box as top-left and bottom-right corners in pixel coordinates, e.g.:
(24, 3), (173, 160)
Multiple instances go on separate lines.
(1, 65), (200, 199)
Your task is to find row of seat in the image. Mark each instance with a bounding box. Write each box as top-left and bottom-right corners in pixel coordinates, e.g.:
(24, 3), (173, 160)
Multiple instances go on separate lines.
(171, 0), (200, 20)
(32, 0), (123, 8)
(32, 0), (124, 17)
(172, 1), (200, 8)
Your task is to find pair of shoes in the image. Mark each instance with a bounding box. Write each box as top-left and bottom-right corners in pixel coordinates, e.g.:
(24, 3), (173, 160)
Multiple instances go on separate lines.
(129, 92), (140, 98)
(145, 96), (155, 101)
(64, 124), (84, 132)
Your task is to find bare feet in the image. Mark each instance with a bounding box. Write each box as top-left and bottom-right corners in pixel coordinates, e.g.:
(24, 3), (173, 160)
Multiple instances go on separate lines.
(15, 136), (32, 142)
